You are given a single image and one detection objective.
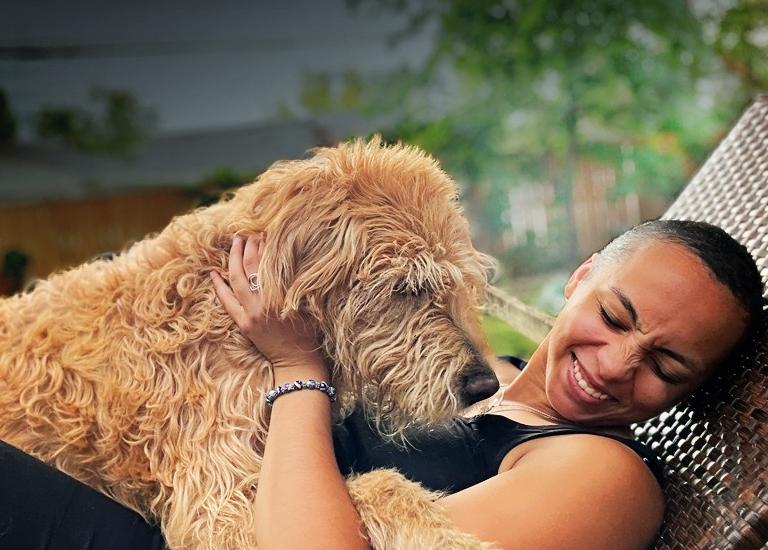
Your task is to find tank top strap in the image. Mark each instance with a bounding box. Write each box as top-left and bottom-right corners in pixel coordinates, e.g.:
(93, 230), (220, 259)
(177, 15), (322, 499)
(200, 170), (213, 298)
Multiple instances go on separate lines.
(472, 414), (665, 484)
(496, 355), (528, 370)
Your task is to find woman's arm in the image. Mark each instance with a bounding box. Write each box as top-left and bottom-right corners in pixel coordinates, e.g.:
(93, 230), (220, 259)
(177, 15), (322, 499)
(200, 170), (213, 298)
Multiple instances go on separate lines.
(256, 364), (368, 550)
(211, 235), (369, 550)
(214, 236), (662, 550)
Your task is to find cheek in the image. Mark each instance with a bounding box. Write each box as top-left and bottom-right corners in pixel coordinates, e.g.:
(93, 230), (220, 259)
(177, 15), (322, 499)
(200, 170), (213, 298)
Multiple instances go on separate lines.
(632, 372), (685, 412)
(547, 312), (604, 365)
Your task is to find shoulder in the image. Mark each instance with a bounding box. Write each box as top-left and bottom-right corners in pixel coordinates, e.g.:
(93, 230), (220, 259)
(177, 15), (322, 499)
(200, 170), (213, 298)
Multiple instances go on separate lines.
(520, 430), (660, 480)
(440, 433), (664, 550)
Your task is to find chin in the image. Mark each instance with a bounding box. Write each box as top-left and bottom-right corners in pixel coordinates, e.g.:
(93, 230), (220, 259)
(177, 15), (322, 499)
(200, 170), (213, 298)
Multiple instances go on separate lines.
(547, 390), (582, 422)
(546, 356), (602, 424)
(549, 350), (643, 427)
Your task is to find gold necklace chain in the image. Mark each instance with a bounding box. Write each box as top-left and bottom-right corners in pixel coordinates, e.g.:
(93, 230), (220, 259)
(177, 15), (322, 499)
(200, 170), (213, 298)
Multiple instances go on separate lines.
(482, 383), (563, 424)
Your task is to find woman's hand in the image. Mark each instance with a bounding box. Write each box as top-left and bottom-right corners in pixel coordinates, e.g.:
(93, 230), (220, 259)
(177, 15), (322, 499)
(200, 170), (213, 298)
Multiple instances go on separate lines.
(210, 235), (328, 379)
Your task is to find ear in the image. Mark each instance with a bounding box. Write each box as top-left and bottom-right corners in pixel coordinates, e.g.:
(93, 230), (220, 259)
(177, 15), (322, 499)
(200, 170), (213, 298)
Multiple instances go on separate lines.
(564, 253), (599, 300)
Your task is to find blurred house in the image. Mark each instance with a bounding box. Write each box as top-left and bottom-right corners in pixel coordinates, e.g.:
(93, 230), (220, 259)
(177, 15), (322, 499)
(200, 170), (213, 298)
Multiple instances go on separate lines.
(504, 159), (668, 260)
(0, 114), (373, 283)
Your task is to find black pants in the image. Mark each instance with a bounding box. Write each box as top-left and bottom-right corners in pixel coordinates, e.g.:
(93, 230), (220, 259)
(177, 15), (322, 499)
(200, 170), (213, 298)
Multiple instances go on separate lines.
(0, 440), (166, 550)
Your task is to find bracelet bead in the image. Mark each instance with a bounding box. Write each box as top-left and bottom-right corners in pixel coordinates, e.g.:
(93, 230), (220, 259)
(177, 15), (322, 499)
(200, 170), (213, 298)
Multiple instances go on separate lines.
(265, 378), (336, 406)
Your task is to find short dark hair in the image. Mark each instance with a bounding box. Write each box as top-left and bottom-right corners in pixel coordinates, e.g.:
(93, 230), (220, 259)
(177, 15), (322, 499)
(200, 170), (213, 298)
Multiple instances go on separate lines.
(596, 219), (766, 416)
(596, 219), (764, 338)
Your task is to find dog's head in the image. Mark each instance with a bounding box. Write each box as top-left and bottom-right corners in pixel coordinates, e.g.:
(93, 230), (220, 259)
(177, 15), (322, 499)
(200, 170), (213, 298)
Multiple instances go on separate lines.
(228, 137), (499, 433)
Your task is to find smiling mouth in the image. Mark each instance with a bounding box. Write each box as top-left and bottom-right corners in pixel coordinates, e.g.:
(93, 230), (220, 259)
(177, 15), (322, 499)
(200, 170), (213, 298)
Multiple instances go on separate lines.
(570, 352), (614, 402)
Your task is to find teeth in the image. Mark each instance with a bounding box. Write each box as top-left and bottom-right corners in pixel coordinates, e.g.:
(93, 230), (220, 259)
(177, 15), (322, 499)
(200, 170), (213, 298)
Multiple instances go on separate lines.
(572, 357), (609, 401)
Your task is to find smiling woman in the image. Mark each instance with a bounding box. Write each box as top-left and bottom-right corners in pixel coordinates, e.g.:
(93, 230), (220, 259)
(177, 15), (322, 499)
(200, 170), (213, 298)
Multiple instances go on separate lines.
(539, 230), (751, 426)
(424, 219), (764, 549)
(476, 222), (758, 443)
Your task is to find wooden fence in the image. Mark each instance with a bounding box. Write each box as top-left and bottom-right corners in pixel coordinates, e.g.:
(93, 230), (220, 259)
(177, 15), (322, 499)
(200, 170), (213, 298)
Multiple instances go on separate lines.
(0, 189), (195, 280)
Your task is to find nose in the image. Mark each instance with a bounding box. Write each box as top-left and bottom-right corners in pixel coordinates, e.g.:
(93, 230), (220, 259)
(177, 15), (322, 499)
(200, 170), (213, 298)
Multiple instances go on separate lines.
(457, 362), (500, 406)
(598, 338), (644, 383)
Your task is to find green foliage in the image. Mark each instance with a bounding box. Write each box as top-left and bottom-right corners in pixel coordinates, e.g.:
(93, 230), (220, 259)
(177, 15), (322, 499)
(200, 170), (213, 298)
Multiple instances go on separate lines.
(299, 70), (372, 113)
(35, 88), (155, 156)
(300, 73), (335, 113)
(712, 0), (768, 93)
(340, 71), (365, 109)
(383, 1), (737, 193)
(481, 314), (537, 358)
(333, 1), (766, 266)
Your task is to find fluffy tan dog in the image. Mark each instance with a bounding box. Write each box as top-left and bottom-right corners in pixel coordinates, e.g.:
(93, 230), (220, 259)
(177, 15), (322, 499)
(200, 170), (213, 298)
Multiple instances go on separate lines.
(0, 138), (498, 549)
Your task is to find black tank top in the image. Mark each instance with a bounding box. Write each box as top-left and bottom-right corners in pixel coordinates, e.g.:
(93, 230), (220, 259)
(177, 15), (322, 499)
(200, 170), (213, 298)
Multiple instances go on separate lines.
(332, 356), (664, 494)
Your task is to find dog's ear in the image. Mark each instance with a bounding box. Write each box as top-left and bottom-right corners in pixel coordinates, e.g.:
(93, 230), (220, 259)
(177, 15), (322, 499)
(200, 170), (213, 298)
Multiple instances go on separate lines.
(245, 157), (363, 318)
(389, 238), (496, 299)
(260, 212), (365, 318)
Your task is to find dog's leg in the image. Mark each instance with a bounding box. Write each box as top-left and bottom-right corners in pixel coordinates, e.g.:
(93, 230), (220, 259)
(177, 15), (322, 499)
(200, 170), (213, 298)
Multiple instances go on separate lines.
(154, 355), (270, 550)
(346, 469), (499, 550)
(158, 424), (265, 550)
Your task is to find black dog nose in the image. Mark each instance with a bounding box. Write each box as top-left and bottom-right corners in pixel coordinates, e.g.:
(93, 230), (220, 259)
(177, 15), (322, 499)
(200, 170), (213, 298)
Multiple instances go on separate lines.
(459, 371), (500, 406)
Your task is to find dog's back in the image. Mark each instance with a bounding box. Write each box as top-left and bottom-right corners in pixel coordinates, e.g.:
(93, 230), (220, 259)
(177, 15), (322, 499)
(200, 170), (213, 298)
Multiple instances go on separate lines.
(0, 216), (269, 541)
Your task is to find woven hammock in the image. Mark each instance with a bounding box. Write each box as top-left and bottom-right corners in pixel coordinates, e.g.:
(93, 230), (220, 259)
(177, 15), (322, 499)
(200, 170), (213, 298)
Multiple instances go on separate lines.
(487, 96), (768, 549)
(632, 97), (768, 550)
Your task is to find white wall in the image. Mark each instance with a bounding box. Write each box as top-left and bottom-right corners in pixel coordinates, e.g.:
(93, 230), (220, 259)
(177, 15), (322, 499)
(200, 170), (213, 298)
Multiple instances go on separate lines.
(0, 0), (434, 139)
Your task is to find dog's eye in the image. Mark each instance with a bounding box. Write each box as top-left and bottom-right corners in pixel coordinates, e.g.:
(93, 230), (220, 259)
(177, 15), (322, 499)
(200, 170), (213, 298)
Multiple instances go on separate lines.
(392, 280), (428, 297)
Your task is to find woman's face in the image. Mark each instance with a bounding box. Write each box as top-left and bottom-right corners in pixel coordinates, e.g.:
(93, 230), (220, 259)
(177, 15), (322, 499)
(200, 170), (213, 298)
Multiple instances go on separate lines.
(545, 240), (747, 426)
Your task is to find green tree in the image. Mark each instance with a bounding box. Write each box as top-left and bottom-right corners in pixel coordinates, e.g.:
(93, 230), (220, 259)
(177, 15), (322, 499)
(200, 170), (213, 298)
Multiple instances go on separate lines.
(35, 88), (155, 156)
(342, 0), (764, 263)
(712, 0), (768, 93)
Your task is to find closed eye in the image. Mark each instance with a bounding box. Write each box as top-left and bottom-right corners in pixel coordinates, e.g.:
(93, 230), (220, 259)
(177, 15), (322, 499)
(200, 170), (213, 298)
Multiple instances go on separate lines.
(650, 359), (682, 384)
(598, 303), (626, 331)
(599, 303), (682, 385)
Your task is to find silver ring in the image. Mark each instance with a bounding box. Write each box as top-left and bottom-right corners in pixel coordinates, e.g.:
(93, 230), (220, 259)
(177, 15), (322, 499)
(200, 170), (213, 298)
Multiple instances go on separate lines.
(248, 273), (261, 292)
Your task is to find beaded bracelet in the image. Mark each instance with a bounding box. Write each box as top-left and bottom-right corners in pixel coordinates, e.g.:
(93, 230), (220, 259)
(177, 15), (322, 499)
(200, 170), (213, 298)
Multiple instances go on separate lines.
(265, 379), (337, 406)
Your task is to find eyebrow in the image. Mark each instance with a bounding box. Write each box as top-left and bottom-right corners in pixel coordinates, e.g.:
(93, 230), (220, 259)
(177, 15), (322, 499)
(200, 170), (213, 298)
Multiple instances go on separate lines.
(609, 286), (697, 373)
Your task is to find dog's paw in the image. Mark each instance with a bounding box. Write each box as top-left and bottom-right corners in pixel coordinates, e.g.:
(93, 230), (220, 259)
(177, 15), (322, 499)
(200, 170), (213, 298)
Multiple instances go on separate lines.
(346, 469), (499, 550)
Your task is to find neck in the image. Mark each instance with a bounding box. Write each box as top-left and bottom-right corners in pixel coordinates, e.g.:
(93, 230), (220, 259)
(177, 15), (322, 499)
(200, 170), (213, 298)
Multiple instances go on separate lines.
(503, 334), (566, 421)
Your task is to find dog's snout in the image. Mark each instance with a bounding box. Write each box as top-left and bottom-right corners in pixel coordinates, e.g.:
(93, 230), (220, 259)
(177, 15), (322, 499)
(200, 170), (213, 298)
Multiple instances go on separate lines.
(458, 363), (500, 406)
(463, 373), (499, 399)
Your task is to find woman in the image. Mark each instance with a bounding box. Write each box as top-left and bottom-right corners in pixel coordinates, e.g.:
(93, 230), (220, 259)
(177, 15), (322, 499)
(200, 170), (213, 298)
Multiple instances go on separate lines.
(0, 219), (762, 549)
(210, 219), (763, 550)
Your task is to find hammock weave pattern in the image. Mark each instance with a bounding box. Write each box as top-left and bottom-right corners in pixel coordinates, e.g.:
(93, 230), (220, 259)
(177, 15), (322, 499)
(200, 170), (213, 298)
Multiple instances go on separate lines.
(632, 97), (768, 550)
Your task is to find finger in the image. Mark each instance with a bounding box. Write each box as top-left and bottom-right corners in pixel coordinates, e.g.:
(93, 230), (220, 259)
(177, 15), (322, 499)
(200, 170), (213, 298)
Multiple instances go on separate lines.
(228, 236), (251, 300)
(210, 271), (248, 327)
(243, 235), (263, 276)
(241, 236), (266, 320)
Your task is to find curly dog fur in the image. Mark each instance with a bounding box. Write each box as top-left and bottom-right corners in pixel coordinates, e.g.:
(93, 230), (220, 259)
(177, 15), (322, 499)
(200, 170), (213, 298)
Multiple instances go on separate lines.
(347, 469), (498, 549)
(0, 137), (497, 549)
